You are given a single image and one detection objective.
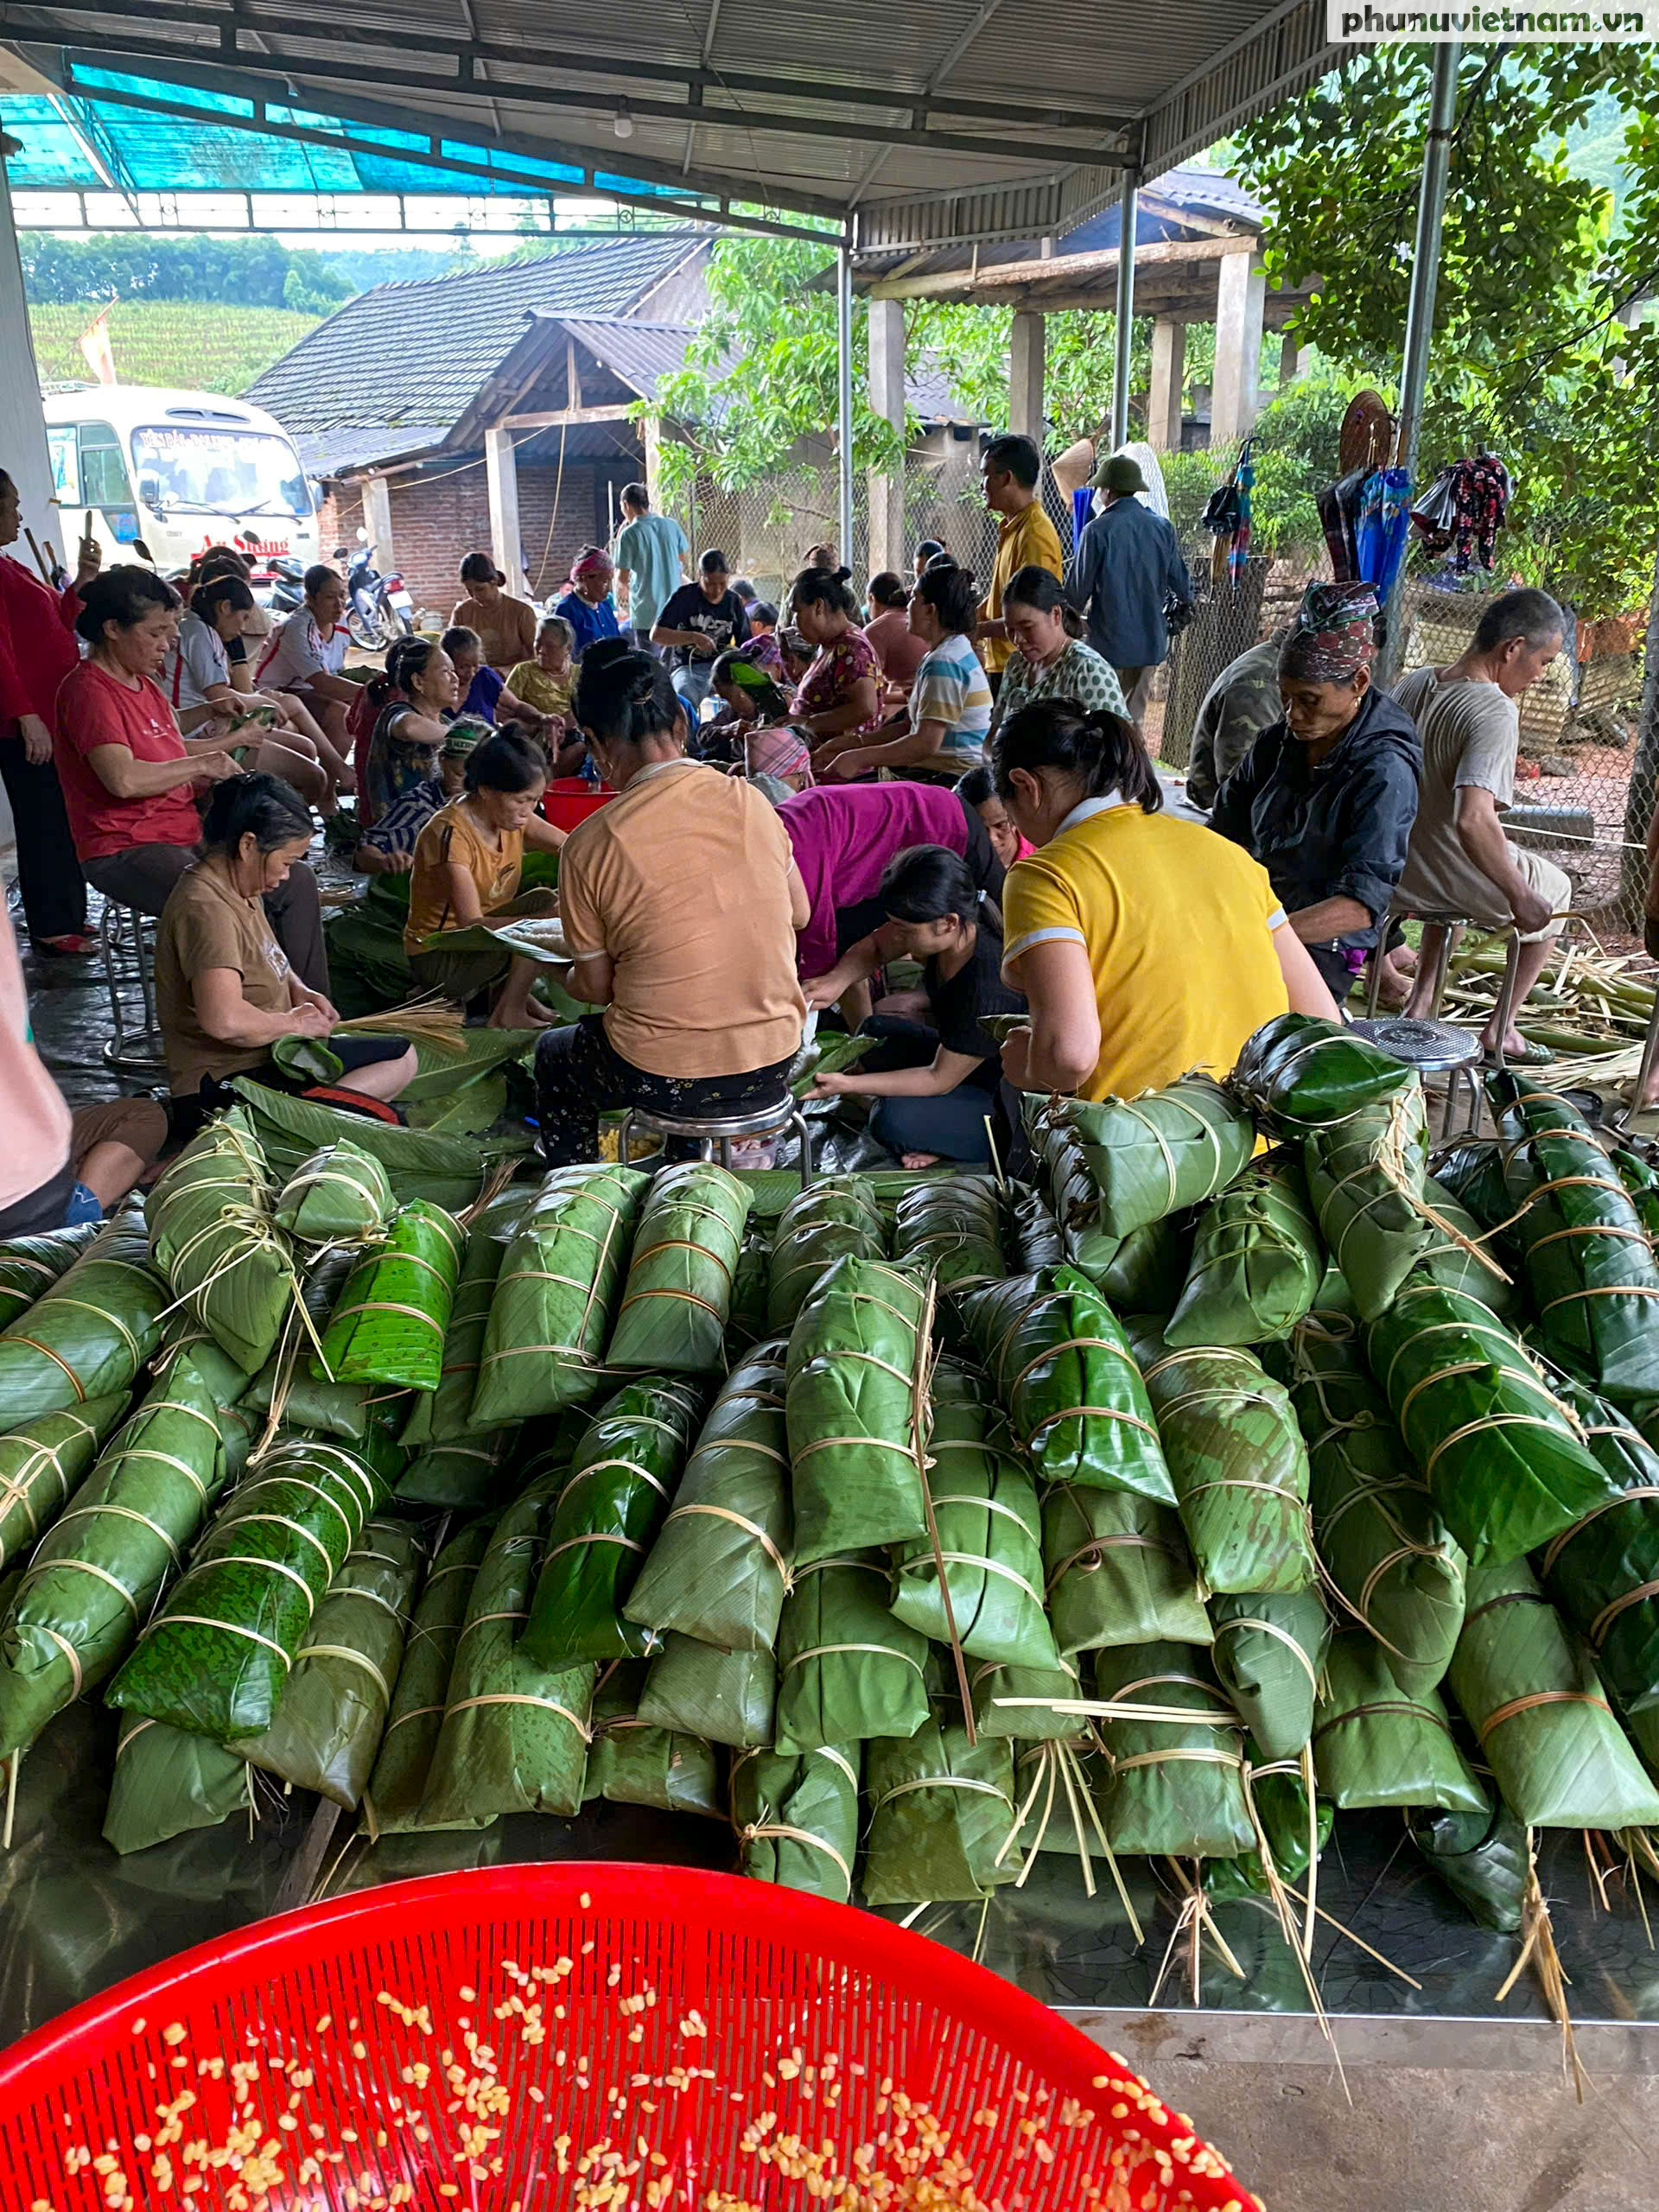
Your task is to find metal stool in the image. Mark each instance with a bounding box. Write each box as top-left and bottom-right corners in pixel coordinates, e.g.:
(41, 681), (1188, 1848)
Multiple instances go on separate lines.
(98, 900), (166, 1075)
(619, 1093), (816, 1188)
(1612, 984), (1659, 1133)
(1363, 906), (1475, 1020)
(1352, 928), (1527, 1138)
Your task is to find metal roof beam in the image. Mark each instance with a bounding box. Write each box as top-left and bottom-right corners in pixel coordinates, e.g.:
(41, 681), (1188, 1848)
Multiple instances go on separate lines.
(3, 0), (1133, 132)
(868, 231), (1252, 300)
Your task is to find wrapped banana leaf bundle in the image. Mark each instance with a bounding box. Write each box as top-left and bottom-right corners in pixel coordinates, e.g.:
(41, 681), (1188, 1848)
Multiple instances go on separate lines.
(395, 1427), (520, 1511)
(1230, 1011), (1410, 1137)
(1166, 1152), (1325, 1348)
(1611, 1145), (1659, 1243)
(1042, 1484), (1210, 1657)
(272, 1139), (395, 1247)
(1289, 1325), (1467, 1694)
(639, 1634), (776, 1750)
(1090, 1640), (1254, 1858)
(315, 1199), (465, 1393)
(1207, 1763), (1331, 1900)
(785, 1256), (928, 1566)
(471, 1162), (652, 1425)
(361, 1518), (494, 1837)
(970, 1655), (1086, 1742)
(773, 1555), (931, 1753)
(1447, 1560), (1659, 1828)
(421, 1469), (595, 1824)
(1433, 1138), (1515, 1244)
(732, 1744), (861, 1902)
(1130, 1325), (1315, 1595)
(107, 1434), (388, 1743)
(1488, 1075), (1659, 1399)
(145, 1110), (295, 1375)
(606, 1162), (753, 1374)
(766, 1178), (885, 1334)
(889, 1363), (1056, 1669)
(232, 1519), (424, 1808)
(1304, 1081), (1434, 1321)
(1538, 1379), (1659, 1769)
(0, 1360), (230, 1761)
(963, 1268), (1175, 1504)
(1368, 1282), (1618, 1565)
(1003, 1184), (1065, 1273)
(0, 1211), (167, 1430)
(401, 1189), (530, 1450)
(1047, 1077), (1255, 1240)
(582, 1661), (721, 1818)
(1210, 1590), (1327, 1762)
(522, 1376), (704, 1667)
(245, 1246), (395, 1446)
(623, 1347), (791, 1654)
(0, 1395), (129, 1573)
(726, 1230), (771, 1352)
(862, 1717), (1016, 1905)
(1408, 1177), (1521, 1324)
(891, 1176), (1006, 1298)
(1408, 1801), (1529, 1934)
(104, 1718), (251, 1857)
(0, 1222), (98, 1330)
(1310, 1632), (1486, 1814)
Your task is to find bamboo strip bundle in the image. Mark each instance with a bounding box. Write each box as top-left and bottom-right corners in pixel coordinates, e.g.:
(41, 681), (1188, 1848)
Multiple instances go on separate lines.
(1166, 1152), (1325, 1348)
(1091, 1640), (1254, 1858)
(1042, 1484), (1210, 1656)
(1304, 1083), (1434, 1321)
(272, 1140), (394, 1247)
(862, 1717), (1017, 1904)
(1311, 1631), (1487, 1815)
(1210, 1590), (1327, 1762)
(773, 1555), (931, 1752)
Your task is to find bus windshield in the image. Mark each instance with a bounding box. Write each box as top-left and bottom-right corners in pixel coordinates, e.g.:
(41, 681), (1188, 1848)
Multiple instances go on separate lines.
(130, 424), (313, 520)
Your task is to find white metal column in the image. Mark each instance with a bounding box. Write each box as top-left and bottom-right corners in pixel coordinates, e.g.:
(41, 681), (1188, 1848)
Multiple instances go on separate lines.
(836, 245), (855, 569)
(485, 429), (525, 599)
(1110, 171), (1138, 451)
(867, 295), (906, 575)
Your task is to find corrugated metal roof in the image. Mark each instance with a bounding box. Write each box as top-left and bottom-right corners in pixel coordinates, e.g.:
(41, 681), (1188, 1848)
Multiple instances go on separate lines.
(291, 423), (452, 476)
(550, 317), (699, 406)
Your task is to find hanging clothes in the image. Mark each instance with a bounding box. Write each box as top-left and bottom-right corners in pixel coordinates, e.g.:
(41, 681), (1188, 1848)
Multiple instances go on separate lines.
(1354, 466), (1413, 600)
(1228, 443), (1255, 590)
(1316, 466), (1370, 584)
(1448, 451), (1511, 574)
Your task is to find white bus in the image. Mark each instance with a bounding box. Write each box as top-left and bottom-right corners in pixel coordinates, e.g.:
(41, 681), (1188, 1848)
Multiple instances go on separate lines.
(41, 385), (321, 575)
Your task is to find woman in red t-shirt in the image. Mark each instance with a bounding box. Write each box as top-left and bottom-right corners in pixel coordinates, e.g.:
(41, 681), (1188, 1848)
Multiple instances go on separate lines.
(55, 567), (331, 989)
(0, 467), (98, 955)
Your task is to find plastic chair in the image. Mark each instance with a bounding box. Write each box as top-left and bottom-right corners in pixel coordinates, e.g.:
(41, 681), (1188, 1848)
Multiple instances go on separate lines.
(97, 900), (166, 1076)
(620, 1092), (814, 1187)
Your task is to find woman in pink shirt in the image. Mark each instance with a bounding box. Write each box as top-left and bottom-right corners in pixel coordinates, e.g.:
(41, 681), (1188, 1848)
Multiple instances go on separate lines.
(863, 573), (928, 695)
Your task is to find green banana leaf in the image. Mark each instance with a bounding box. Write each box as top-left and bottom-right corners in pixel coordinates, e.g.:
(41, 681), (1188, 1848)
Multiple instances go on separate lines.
(0, 1360), (230, 1760)
(1447, 1559), (1659, 1828)
(1043, 1077), (1255, 1239)
(326, 877), (416, 1019)
(232, 1518), (425, 1809)
(622, 1345), (791, 1654)
(1305, 1083), (1434, 1322)
(402, 1188), (530, 1449)
(0, 1211), (166, 1432)
(773, 1554), (931, 1752)
(1367, 1281), (1619, 1567)
(107, 1434), (389, 1743)
(890, 1176), (1006, 1300)
(1166, 1151), (1325, 1348)
(1538, 1376), (1659, 1769)
(361, 1518), (494, 1837)
(471, 1162), (652, 1426)
(521, 1376), (704, 1667)
(862, 1718), (1017, 1905)
(963, 1267), (1175, 1504)
(785, 1255), (928, 1567)
(970, 1654), (1086, 1742)
(727, 1229), (772, 1353)
(421, 1467), (594, 1824)
(766, 1177), (885, 1334)
(395, 1427), (521, 1510)
(272, 1140), (395, 1247)
(1289, 1323), (1467, 1695)
(732, 1744), (861, 1902)
(104, 1716), (251, 1856)
(0, 1395), (129, 1573)
(275, 1021), (536, 1094)
(232, 1078), (517, 1211)
(791, 1030), (876, 1097)
(1129, 1323), (1316, 1595)
(1230, 1012), (1410, 1137)
(1408, 1802), (1528, 1933)
(1209, 1589), (1327, 1761)
(582, 1660), (721, 1818)
(1433, 1138), (1516, 1243)
(245, 1246), (399, 1446)
(605, 1161), (753, 1374)
(1611, 1145), (1659, 1243)
(1411, 1177), (1522, 1323)
(315, 1199), (465, 1392)
(638, 1633), (776, 1749)
(1041, 1481), (1209, 1657)
(1489, 1073), (1659, 1400)
(1207, 1764), (1332, 1900)
(1311, 1631), (1487, 1815)
(145, 1109), (296, 1375)
(888, 1362), (1057, 1670)
(406, 1070), (513, 1138)
(1003, 1185), (1065, 1273)
(1091, 1639), (1255, 1858)
(1088, 1217), (1198, 1316)
(0, 1222), (99, 1330)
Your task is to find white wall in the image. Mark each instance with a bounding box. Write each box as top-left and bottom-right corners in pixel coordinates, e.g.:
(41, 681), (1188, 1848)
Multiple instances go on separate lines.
(0, 151), (54, 552)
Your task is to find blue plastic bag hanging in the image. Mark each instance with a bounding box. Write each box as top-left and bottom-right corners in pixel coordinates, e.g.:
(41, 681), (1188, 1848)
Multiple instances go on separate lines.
(1355, 466), (1413, 599)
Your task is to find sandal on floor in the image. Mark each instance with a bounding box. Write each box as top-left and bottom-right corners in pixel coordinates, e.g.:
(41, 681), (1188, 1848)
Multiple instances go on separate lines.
(1481, 1041), (1554, 1068)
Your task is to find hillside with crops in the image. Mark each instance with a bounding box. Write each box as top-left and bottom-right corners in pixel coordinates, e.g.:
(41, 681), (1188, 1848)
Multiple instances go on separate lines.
(29, 301), (324, 396)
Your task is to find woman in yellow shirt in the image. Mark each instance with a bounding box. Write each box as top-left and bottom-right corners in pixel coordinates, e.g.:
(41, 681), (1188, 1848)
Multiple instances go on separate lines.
(505, 614), (585, 774)
(404, 728), (565, 1027)
(995, 699), (1337, 1103)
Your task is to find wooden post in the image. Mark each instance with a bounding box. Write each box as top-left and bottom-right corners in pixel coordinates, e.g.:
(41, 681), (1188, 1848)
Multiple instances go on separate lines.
(866, 296), (906, 576)
(1211, 252), (1266, 448)
(1008, 310), (1046, 445)
(642, 414), (666, 509)
(1146, 318), (1185, 452)
(485, 427), (524, 598)
(363, 474), (394, 569)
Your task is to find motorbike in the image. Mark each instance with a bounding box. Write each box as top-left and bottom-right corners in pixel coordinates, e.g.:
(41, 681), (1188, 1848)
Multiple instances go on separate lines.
(253, 553), (306, 619)
(340, 536), (414, 650)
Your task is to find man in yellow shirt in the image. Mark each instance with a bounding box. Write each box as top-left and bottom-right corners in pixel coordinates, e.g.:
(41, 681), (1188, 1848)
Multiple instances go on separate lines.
(976, 433), (1064, 680)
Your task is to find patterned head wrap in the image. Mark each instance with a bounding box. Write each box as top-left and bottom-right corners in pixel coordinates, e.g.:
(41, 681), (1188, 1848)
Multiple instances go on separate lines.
(569, 545), (613, 585)
(1278, 582), (1380, 686)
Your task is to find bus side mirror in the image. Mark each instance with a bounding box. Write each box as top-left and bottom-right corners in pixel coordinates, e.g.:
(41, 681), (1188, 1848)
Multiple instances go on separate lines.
(131, 539), (154, 564)
(137, 476), (162, 509)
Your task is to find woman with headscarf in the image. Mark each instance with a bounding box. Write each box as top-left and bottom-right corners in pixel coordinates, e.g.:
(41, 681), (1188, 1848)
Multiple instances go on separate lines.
(554, 547), (623, 660)
(1210, 582), (1421, 1002)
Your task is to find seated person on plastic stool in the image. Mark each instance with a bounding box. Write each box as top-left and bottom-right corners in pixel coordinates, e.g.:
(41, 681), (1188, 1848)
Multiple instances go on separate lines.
(808, 843), (1025, 1168)
(534, 649), (810, 1167)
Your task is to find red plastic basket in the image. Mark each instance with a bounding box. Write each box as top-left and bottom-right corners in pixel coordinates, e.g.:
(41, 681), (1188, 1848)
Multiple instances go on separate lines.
(0, 1864), (1259, 2210)
(542, 777), (616, 832)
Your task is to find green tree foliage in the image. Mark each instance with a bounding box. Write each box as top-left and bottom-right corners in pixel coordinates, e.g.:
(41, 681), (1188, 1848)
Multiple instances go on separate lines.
(21, 232), (353, 311)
